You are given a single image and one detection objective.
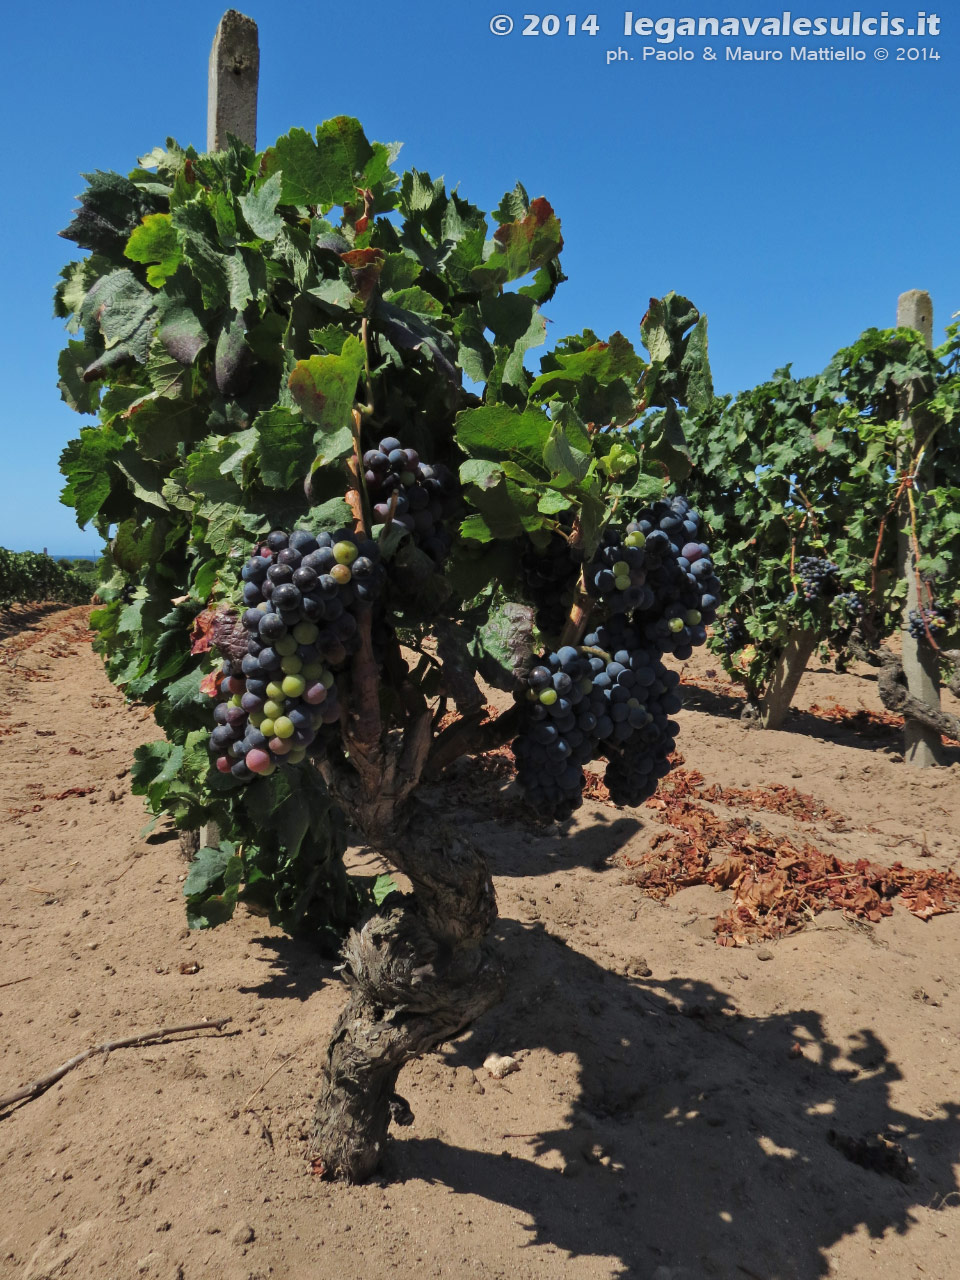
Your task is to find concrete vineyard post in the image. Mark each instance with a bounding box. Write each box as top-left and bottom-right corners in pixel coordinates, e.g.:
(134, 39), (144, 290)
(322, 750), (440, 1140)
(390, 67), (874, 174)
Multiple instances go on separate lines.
(200, 10), (259, 852)
(207, 10), (259, 152)
(896, 289), (942, 767)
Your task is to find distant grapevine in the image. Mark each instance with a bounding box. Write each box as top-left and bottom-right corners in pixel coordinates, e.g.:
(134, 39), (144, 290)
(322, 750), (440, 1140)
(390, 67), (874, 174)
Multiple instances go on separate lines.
(681, 326), (960, 713)
(0, 548), (93, 610)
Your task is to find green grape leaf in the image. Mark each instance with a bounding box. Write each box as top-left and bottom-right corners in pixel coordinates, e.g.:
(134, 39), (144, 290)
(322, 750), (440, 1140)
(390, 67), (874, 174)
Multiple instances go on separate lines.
(264, 118), (393, 210)
(59, 428), (126, 526)
(256, 407), (314, 489)
(239, 171), (284, 240)
(124, 213), (183, 287)
(455, 404), (551, 476)
(57, 341), (102, 414)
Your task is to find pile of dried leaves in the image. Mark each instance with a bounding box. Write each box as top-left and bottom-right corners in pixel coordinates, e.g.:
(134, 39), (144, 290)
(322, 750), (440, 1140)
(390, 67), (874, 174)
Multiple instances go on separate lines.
(620, 769), (960, 945)
(807, 700), (959, 748)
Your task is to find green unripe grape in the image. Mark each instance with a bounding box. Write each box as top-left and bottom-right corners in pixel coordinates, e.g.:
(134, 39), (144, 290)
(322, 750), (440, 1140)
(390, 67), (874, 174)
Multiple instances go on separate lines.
(281, 654), (303, 675)
(333, 541), (359, 566)
(579, 678), (593, 694)
(265, 681), (285, 701)
(539, 688), (558, 706)
(261, 762), (277, 776)
(263, 699), (284, 720)
(627, 697), (641, 709)
(273, 716), (295, 739)
(685, 609), (702, 625)
(275, 635), (298, 656)
(330, 563), (352, 585)
(260, 717), (275, 738)
(249, 711), (264, 728)
(292, 621), (319, 645)
(229, 694), (242, 708)
(625, 531), (645, 549)
(614, 575), (631, 591)
(286, 747), (307, 764)
(282, 674), (306, 698)
(612, 560), (630, 576)
(668, 616), (685, 633)
(302, 661), (325, 681)
(320, 670), (335, 689)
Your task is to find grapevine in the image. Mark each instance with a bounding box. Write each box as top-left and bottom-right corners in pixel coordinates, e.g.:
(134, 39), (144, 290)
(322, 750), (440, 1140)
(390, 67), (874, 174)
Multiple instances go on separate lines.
(55, 117), (714, 1181)
(680, 326), (960, 722)
(0, 548), (93, 610)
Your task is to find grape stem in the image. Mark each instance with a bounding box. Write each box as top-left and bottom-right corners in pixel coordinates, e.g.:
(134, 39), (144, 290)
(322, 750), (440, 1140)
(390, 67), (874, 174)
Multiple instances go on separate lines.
(579, 644), (612, 664)
(347, 408), (373, 537)
(558, 571), (593, 650)
(357, 317), (375, 418)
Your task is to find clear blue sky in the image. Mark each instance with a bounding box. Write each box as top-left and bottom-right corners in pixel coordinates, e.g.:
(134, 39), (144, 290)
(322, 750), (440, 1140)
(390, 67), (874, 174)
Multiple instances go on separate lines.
(2, 1), (955, 555)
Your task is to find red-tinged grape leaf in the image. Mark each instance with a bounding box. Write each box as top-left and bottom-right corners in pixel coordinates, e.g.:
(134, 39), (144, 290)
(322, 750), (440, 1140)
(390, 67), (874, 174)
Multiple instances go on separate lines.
(471, 197), (562, 289)
(469, 601), (535, 692)
(190, 608), (219, 655)
(287, 337), (365, 441)
(339, 247), (383, 304)
(199, 671), (221, 698)
(211, 608), (248, 664)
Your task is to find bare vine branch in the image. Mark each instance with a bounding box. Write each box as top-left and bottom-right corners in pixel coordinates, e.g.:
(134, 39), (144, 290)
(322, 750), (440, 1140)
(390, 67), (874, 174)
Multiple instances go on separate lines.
(0, 1019), (233, 1112)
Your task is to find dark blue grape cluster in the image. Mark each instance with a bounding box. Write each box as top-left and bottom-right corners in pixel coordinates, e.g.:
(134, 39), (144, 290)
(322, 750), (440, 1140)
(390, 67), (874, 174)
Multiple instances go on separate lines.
(829, 591), (863, 640)
(719, 617), (747, 656)
(908, 604), (950, 642)
(518, 527), (578, 637)
(512, 616), (684, 821)
(364, 436), (460, 565)
(797, 556), (839, 602)
(583, 497), (719, 661)
(209, 527), (383, 782)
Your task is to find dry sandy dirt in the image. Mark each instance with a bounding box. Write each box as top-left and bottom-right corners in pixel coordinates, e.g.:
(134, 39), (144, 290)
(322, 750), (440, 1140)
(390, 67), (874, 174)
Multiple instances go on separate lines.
(2, 604), (960, 1280)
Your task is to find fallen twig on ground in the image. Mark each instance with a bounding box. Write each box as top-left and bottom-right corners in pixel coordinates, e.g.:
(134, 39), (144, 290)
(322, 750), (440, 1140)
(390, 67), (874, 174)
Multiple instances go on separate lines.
(0, 1017), (233, 1111)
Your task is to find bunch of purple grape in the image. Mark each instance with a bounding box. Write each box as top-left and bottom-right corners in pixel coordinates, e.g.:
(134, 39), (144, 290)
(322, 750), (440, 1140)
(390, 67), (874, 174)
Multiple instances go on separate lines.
(208, 527), (384, 782)
(512, 614), (683, 821)
(518, 527), (578, 637)
(908, 604), (951, 642)
(363, 436), (461, 565)
(797, 556), (839, 602)
(583, 497), (719, 660)
(719, 616), (747, 656)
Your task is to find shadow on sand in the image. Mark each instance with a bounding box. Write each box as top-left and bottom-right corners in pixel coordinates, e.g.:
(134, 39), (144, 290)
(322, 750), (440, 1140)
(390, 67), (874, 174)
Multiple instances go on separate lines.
(387, 916), (960, 1279)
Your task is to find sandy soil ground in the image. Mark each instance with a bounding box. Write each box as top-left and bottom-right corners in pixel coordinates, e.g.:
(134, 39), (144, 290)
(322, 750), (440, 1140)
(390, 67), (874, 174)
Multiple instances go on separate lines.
(2, 604), (960, 1280)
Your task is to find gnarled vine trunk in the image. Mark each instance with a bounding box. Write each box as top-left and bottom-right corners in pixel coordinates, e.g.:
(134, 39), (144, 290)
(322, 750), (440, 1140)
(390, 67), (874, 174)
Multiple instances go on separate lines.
(311, 799), (505, 1182)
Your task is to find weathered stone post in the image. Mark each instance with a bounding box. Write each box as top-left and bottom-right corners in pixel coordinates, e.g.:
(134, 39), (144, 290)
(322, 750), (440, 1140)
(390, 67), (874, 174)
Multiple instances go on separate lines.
(895, 289), (941, 767)
(207, 10), (259, 151)
(196, 12), (259, 855)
